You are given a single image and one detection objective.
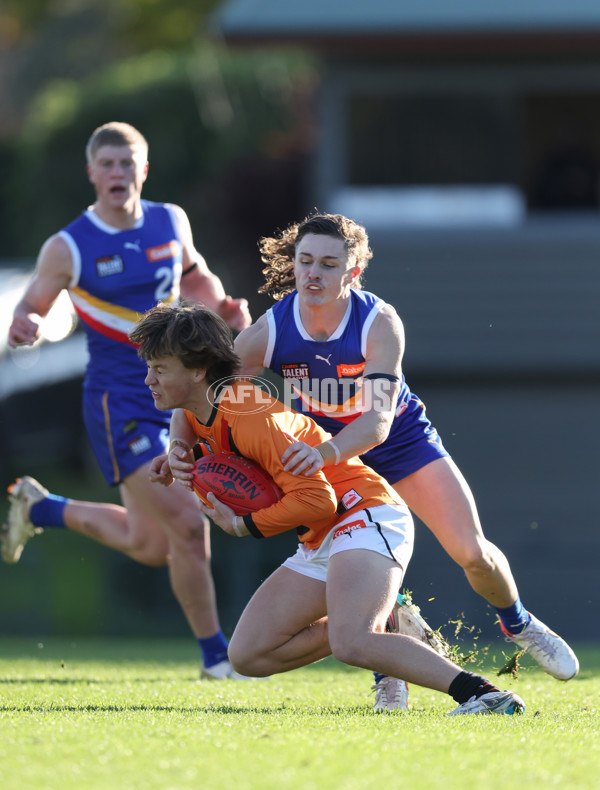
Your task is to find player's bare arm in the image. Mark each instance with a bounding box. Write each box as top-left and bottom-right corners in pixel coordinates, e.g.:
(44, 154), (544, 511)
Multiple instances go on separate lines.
(233, 314), (270, 377)
(8, 235), (74, 348)
(170, 203), (251, 331)
(164, 408), (197, 490)
(148, 406), (197, 488)
(282, 305), (405, 475)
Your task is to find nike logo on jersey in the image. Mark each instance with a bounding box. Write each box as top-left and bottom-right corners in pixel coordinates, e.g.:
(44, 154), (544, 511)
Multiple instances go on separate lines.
(315, 353), (333, 365)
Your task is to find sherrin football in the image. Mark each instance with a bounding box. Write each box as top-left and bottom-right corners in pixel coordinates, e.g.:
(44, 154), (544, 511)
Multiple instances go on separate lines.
(192, 452), (282, 515)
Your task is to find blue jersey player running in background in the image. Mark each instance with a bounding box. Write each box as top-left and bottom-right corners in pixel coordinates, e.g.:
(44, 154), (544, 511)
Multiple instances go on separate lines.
(3, 121), (251, 679)
(233, 211), (579, 706)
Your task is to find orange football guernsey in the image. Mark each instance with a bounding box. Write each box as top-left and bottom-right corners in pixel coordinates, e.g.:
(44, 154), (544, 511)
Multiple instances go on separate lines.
(185, 380), (404, 549)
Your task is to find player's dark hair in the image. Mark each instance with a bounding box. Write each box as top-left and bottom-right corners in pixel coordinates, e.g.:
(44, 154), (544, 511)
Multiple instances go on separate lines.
(258, 211), (373, 300)
(130, 302), (240, 385)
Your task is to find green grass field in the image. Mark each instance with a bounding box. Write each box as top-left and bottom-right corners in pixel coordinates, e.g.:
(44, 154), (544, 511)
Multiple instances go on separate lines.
(1, 638), (598, 790)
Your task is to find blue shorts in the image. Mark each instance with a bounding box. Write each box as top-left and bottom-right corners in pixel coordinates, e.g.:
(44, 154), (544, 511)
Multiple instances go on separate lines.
(82, 384), (171, 486)
(359, 394), (449, 486)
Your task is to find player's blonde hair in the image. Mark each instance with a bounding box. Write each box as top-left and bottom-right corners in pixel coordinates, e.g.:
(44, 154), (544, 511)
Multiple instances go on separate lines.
(258, 212), (373, 301)
(85, 122), (148, 164)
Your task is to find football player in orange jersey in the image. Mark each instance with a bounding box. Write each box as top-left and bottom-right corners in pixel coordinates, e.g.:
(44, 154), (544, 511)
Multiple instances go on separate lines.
(233, 212), (578, 686)
(131, 301), (526, 716)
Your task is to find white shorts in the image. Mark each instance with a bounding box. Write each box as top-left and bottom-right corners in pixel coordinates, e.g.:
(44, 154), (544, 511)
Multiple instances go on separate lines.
(282, 503), (414, 583)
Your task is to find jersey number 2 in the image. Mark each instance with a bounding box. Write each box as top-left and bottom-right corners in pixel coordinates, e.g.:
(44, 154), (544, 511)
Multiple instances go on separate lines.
(154, 266), (174, 301)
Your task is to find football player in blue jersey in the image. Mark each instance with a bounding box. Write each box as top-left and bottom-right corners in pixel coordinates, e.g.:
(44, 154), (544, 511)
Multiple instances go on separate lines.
(3, 122), (251, 679)
(233, 211), (578, 703)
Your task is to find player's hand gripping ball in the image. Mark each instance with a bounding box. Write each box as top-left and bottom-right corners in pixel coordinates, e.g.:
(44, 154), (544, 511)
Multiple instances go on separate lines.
(192, 452), (282, 515)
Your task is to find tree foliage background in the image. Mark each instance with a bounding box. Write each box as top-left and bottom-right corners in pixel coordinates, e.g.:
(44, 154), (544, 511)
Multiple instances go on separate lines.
(0, 0), (318, 311)
(0, 0), (319, 636)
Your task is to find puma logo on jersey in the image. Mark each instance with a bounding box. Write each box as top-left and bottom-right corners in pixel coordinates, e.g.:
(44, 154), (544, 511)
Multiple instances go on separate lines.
(335, 489), (364, 517)
(124, 240), (142, 253)
(315, 353), (333, 365)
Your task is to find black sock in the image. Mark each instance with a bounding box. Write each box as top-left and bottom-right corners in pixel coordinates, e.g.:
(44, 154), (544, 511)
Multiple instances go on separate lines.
(448, 671), (500, 704)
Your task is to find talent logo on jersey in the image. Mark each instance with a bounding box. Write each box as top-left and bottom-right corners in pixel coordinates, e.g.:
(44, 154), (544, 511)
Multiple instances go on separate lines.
(281, 363), (310, 379)
(128, 434), (152, 456)
(146, 241), (178, 262)
(337, 362), (365, 378)
(95, 255), (125, 277)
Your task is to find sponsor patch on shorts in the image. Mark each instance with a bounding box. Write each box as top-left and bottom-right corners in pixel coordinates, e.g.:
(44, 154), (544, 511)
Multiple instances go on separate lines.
(333, 518), (366, 540)
(128, 435), (152, 455)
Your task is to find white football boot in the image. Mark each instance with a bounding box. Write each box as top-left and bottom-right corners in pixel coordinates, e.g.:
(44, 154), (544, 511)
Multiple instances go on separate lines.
(449, 690), (525, 716)
(201, 660), (264, 681)
(501, 613), (579, 681)
(2, 477), (47, 563)
(372, 674), (409, 711)
(390, 593), (453, 659)
(371, 593), (452, 711)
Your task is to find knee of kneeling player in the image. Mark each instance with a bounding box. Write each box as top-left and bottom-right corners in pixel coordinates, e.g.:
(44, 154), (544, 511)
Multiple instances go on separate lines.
(227, 643), (267, 677)
(329, 630), (365, 668)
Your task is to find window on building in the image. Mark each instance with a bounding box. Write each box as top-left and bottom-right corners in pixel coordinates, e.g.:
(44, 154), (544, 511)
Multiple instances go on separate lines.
(346, 89), (600, 212)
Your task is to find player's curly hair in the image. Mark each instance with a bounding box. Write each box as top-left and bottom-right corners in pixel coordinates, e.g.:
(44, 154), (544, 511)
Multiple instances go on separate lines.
(258, 212), (373, 301)
(130, 302), (240, 385)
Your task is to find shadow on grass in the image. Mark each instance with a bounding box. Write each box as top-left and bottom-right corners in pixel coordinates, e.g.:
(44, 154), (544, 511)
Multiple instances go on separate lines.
(0, 637), (195, 663)
(0, 677), (202, 685)
(2, 638), (599, 681)
(0, 702), (370, 716)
